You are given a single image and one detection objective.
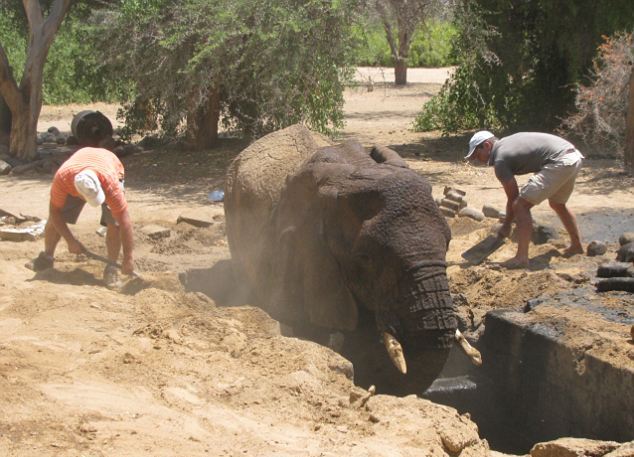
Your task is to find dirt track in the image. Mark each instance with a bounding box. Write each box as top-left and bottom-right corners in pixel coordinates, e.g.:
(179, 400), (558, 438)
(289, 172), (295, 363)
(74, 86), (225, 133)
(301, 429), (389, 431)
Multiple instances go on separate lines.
(1, 67), (633, 456)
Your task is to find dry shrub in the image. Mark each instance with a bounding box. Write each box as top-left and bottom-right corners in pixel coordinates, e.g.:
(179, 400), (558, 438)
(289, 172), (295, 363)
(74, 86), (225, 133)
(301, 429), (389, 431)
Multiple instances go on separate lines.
(559, 33), (634, 158)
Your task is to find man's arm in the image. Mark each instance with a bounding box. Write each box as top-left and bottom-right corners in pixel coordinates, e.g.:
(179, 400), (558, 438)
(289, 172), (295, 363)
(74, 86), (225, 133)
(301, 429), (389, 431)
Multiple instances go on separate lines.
(113, 208), (134, 274)
(49, 202), (84, 254)
(498, 177), (519, 238)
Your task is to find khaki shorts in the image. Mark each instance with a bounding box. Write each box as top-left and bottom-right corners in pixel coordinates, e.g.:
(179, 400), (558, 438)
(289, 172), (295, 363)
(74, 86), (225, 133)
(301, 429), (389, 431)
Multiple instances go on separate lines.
(520, 151), (583, 205)
(62, 195), (116, 226)
(61, 180), (123, 227)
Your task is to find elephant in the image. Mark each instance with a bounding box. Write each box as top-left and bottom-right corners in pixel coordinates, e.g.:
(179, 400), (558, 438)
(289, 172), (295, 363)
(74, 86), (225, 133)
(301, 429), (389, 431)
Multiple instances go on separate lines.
(224, 125), (478, 393)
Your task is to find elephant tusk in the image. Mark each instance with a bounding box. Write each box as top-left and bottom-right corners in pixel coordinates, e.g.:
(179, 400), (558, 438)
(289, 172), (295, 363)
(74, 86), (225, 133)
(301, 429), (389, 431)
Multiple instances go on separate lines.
(455, 329), (482, 366)
(383, 332), (407, 374)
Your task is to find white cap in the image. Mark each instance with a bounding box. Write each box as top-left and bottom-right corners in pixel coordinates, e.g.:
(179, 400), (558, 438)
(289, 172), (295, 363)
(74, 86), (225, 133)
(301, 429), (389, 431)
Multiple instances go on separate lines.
(74, 169), (105, 207)
(465, 130), (494, 159)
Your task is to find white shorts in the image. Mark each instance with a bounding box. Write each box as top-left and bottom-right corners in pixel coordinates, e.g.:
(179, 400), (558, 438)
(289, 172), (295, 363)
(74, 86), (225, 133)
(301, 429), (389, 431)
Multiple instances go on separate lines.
(520, 150), (583, 205)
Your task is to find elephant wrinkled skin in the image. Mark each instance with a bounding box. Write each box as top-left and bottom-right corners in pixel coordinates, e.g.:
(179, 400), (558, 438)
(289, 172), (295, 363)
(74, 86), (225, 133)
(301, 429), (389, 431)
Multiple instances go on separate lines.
(224, 124), (458, 393)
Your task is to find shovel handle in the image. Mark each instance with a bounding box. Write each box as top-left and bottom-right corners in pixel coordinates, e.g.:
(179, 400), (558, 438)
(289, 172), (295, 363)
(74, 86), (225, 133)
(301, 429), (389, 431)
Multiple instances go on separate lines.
(82, 249), (142, 278)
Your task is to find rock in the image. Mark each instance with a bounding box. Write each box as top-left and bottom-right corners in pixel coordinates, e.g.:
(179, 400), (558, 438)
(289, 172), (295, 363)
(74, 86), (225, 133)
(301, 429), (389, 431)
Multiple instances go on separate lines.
(176, 214), (213, 228)
(39, 158), (59, 174)
(0, 154), (21, 168)
(10, 161), (41, 175)
(616, 242), (634, 263)
(596, 277), (634, 293)
(482, 204), (503, 218)
(0, 159), (11, 175)
(586, 240), (607, 257)
(604, 441), (634, 457)
(619, 232), (634, 246)
(597, 262), (634, 278)
(440, 198), (462, 212)
(0, 219), (46, 241)
(443, 186), (466, 197)
(439, 206), (456, 218)
(327, 356), (354, 380)
(532, 224), (559, 245)
(56, 136), (66, 145)
(38, 132), (56, 144)
(458, 207), (485, 221)
(444, 190), (467, 206)
(47, 126), (60, 135)
(530, 437), (620, 457)
(141, 224), (171, 240)
(66, 135), (78, 146)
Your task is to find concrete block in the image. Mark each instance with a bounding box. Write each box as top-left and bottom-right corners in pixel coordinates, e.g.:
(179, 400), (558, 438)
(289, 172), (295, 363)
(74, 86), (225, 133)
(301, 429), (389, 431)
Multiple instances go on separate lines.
(141, 224), (171, 240)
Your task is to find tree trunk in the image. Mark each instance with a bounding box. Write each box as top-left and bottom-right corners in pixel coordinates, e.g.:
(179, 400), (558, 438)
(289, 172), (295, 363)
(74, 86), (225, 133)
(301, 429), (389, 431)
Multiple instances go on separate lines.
(625, 67), (634, 176)
(9, 77), (40, 160)
(0, 0), (71, 160)
(394, 59), (408, 86)
(186, 86), (220, 150)
(0, 96), (10, 147)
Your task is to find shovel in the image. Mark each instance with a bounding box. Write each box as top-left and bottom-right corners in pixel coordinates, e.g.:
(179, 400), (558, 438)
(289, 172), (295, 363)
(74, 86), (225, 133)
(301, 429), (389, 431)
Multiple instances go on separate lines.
(461, 234), (506, 265)
(82, 249), (145, 281)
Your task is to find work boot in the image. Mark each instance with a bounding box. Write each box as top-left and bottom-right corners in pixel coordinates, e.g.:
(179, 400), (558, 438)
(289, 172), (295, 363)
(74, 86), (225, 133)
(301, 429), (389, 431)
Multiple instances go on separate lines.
(26, 252), (54, 271)
(103, 264), (120, 289)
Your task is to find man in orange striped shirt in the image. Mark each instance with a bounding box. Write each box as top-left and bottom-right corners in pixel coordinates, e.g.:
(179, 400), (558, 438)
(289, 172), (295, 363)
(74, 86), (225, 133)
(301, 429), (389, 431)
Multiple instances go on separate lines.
(28, 147), (135, 286)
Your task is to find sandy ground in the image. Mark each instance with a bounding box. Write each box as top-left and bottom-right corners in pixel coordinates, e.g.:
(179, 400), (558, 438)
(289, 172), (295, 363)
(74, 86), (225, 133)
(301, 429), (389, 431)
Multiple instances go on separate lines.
(1, 67), (633, 456)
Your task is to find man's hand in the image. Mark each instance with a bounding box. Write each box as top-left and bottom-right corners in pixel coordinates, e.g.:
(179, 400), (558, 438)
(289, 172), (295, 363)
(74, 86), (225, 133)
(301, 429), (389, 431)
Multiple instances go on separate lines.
(67, 238), (85, 255)
(498, 222), (512, 239)
(121, 257), (135, 276)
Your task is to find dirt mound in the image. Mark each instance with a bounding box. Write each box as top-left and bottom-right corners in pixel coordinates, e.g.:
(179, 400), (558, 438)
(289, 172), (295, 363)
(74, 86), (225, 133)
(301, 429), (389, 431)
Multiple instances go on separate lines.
(0, 261), (490, 456)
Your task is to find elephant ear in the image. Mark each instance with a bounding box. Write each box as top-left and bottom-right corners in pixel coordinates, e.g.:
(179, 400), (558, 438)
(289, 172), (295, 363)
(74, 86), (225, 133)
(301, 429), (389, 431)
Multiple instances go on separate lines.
(269, 171), (358, 331)
(323, 179), (384, 257)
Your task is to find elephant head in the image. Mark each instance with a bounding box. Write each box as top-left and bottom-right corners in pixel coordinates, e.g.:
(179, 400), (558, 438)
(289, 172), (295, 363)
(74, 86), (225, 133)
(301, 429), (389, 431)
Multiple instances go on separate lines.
(263, 140), (462, 381)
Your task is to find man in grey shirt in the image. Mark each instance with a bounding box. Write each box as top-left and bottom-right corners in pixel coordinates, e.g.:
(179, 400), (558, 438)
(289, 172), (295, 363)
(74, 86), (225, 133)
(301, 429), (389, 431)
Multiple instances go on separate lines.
(465, 131), (584, 268)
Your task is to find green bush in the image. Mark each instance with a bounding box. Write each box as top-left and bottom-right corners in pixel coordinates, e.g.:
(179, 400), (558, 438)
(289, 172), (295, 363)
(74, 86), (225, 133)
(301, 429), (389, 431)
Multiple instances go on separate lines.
(350, 24), (393, 66)
(97, 0), (360, 139)
(0, 9), (26, 82)
(414, 0), (634, 135)
(408, 21), (458, 68)
(0, 6), (122, 105)
(352, 20), (457, 68)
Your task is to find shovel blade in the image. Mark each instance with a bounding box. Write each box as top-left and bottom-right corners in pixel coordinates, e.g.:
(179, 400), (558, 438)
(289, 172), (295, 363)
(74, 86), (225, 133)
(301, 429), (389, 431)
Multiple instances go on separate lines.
(461, 234), (505, 265)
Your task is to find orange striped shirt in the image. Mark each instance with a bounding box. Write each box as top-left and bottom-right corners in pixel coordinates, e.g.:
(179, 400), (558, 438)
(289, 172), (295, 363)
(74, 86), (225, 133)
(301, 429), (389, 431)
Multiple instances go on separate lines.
(50, 147), (127, 216)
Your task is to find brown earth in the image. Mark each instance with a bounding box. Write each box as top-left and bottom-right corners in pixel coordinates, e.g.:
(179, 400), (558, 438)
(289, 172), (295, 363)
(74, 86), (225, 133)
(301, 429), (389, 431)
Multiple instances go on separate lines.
(1, 68), (633, 456)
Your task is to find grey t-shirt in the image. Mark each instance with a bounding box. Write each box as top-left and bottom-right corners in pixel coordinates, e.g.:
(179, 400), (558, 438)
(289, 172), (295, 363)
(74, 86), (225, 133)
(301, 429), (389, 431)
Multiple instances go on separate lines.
(489, 132), (575, 182)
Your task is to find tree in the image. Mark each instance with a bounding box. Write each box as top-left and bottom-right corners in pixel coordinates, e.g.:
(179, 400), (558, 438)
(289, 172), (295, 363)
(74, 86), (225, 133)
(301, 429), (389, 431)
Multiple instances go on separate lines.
(0, 0), (72, 160)
(97, 0), (359, 148)
(373, 0), (441, 85)
(415, 0), (634, 134)
(626, 67), (634, 175)
(0, 97), (10, 146)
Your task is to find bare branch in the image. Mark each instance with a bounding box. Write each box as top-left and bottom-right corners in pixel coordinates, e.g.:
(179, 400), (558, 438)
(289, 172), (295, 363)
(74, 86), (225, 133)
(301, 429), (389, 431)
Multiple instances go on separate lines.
(22, 0), (44, 32)
(42, 0), (73, 45)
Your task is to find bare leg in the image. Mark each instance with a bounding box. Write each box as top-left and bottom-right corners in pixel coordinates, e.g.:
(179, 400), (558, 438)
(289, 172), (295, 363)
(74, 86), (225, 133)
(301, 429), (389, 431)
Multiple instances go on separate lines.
(503, 197), (533, 268)
(43, 219), (62, 257)
(549, 200), (583, 255)
(105, 223), (121, 263)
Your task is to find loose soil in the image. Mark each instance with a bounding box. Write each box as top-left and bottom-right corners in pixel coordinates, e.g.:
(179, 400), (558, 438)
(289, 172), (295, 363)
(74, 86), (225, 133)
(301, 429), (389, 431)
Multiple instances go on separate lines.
(1, 68), (633, 456)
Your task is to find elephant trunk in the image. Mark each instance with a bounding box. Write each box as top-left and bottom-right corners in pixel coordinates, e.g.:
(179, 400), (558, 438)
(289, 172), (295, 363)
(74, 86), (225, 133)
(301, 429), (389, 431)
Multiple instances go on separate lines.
(378, 260), (458, 359)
